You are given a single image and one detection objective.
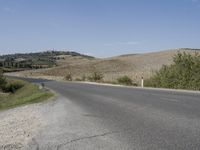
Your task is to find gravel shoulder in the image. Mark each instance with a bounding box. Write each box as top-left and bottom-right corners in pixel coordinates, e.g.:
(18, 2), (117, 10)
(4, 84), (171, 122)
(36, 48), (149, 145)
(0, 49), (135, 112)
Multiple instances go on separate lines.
(0, 102), (47, 150)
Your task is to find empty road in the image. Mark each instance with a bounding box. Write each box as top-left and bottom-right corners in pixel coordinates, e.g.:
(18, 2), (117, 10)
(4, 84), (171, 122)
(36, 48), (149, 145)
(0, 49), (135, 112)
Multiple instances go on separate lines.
(17, 78), (200, 150)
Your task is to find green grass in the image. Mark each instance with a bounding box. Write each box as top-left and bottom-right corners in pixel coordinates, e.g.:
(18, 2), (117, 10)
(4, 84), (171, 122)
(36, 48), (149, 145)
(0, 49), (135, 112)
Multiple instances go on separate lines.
(0, 80), (53, 110)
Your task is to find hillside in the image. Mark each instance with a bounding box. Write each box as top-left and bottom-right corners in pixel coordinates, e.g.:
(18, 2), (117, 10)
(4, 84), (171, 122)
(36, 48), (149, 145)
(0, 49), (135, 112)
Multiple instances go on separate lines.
(0, 51), (94, 71)
(12, 48), (200, 83)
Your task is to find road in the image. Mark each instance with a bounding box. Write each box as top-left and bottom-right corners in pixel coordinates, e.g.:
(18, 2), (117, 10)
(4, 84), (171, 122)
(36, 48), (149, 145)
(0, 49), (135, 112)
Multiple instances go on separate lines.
(17, 78), (200, 150)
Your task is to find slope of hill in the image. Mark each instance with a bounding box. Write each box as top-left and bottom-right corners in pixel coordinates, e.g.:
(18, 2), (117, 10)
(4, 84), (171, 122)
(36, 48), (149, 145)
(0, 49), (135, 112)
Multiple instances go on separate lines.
(13, 48), (200, 83)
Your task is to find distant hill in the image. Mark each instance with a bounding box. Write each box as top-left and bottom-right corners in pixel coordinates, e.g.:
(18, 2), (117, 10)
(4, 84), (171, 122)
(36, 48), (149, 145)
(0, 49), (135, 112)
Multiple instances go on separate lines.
(0, 51), (93, 59)
(0, 51), (94, 71)
(10, 48), (200, 83)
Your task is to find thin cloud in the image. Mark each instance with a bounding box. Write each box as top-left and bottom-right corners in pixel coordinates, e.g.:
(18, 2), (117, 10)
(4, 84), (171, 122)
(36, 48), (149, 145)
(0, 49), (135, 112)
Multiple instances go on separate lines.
(104, 41), (141, 47)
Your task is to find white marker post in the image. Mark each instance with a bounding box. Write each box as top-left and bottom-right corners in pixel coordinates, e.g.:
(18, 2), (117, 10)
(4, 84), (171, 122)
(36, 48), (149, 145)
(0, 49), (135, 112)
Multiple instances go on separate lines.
(141, 77), (144, 87)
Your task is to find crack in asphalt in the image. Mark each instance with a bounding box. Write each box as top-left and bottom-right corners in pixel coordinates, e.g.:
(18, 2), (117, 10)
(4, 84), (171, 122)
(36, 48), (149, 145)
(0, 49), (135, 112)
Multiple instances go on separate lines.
(56, 128), (132, 150)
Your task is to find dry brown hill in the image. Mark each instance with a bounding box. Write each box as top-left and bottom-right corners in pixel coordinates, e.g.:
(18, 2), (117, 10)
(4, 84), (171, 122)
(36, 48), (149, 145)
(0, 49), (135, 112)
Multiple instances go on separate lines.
(15, 48), (200, 83)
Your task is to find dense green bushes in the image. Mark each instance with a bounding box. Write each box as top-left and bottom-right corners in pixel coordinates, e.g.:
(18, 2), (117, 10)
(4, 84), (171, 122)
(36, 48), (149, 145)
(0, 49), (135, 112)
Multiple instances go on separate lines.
(0, 71), (24, 93)
(0, 80), (53, 110)
(0, 70), (7, 90)
(2, 80), (25, 93)
(145, 52), (200, 90)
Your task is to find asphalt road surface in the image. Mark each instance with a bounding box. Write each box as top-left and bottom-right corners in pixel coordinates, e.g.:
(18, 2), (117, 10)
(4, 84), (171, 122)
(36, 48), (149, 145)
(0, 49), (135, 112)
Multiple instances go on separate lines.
(16, 77), (200, 150)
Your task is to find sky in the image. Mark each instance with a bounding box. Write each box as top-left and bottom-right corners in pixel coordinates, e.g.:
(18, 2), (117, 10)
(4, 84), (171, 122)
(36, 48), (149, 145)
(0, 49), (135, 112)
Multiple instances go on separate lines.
(0, 0), (200, 57)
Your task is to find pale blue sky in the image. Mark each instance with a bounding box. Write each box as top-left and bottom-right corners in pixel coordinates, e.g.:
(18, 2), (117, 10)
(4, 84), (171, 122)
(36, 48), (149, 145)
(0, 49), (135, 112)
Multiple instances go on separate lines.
(0, 0), (200, 57)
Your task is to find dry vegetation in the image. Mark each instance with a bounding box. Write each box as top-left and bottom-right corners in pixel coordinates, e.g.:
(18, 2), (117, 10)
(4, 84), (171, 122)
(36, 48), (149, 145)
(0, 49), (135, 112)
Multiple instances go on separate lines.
(14, 48), (200, 84)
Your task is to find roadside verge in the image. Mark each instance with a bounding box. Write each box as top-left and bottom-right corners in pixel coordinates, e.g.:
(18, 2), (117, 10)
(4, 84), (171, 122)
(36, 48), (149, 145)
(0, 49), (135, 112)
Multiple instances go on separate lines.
(0, 79), (54, 111)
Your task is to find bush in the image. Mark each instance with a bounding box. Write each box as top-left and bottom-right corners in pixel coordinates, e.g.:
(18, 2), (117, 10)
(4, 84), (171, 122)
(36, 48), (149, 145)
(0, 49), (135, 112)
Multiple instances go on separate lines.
(75, 78), (82, 81)
(145, 52), (200, 90)
(65, 73), (72, 81)
(2, 80), (24, 93)
(117, 75), (133, 86)
(0, 71), (7, 90)
(0, 68), (24, 93)
(88, 71), (104, 82)
(81, 75), (86, 81)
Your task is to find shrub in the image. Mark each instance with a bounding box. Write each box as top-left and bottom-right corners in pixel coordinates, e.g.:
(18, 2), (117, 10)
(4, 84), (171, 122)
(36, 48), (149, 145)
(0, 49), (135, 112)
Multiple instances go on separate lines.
(2, 80), (24, 93)
(65, 73), (72, 81)
(81, 75), (86, 81)
(0, 71), (7, 90)
(75, 78), (82, 81)
(88, 71), (104, 82)
(117, 75), (133, 86)
(145, 52), (200, 90)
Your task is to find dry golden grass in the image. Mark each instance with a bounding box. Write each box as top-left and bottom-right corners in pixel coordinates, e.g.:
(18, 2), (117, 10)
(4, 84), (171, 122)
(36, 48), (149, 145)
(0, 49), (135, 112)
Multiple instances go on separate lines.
(16, 48), (200, 83)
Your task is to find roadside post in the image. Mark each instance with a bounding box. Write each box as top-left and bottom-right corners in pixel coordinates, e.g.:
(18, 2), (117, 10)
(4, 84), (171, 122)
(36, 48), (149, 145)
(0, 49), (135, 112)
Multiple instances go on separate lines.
(141, 76), (144, 87)
(39, 82), (45, 89)
(41, 83), (45, 89)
